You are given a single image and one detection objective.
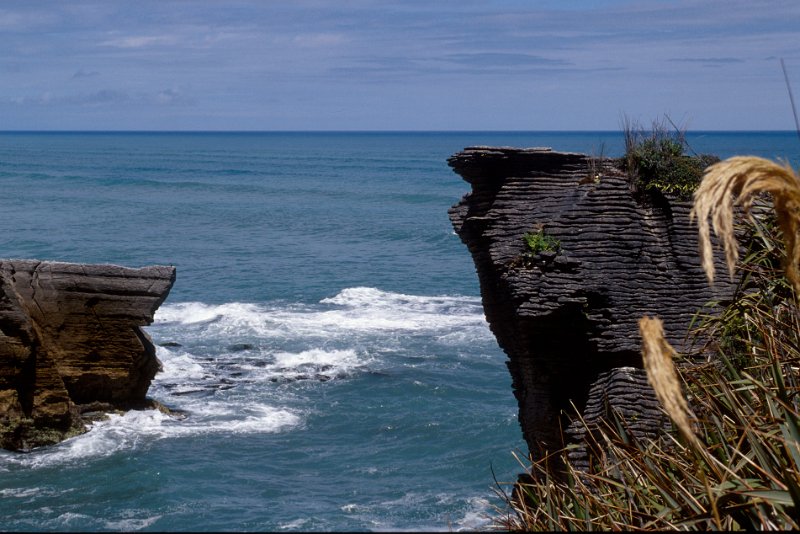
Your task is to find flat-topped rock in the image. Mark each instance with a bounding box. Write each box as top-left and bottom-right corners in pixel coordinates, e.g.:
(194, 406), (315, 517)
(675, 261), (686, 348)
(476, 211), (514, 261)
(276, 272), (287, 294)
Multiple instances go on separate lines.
(0, 260), (175, 451)
(448, 147), (733, 458)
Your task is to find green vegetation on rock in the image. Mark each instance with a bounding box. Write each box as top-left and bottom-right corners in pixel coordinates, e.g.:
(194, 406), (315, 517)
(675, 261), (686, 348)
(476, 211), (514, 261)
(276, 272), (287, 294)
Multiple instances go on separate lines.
(622, 117), (719, 199)
(523, 229), (560, 255)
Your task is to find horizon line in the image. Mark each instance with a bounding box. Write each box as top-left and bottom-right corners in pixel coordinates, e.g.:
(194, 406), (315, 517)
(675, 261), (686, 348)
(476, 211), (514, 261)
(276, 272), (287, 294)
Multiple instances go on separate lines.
(0, 129), (797, 134)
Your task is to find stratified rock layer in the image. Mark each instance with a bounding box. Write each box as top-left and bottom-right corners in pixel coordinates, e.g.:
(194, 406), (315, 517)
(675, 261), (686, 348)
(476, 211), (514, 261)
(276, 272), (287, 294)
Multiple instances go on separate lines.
(0, 260), (175, 450)
(448, 146), (732, 457)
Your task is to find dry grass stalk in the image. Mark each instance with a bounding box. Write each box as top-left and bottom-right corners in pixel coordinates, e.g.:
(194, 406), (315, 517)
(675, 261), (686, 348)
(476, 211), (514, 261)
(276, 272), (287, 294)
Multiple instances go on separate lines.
(691, 156), (800, 292)
(639, 316), (703, 453)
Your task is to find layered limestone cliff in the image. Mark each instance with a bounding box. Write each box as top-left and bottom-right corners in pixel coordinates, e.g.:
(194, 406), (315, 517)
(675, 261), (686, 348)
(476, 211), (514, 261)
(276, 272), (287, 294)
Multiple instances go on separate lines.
(448, 146), (733, 461)
(0, 260), (175, 451)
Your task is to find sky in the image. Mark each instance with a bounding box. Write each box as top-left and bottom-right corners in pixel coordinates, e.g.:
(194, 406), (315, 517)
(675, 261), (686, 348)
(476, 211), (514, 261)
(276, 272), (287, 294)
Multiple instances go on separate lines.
(1, 0), (799, 131)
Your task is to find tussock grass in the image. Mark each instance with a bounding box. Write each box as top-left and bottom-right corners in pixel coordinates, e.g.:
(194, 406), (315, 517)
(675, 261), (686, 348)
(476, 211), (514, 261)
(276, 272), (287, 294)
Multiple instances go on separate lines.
(640, 316), (702, 452)
(692, 156), (800, 292)
(621, 116), (718, 199)
(492, 154), (800, 531)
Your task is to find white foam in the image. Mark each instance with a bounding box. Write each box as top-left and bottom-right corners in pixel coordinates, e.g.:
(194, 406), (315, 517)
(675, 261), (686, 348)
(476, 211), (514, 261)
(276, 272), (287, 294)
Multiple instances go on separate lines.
(316, 287), (486, 332)
(278, 518), (310, 530)
(436, 329), (495, 346)
(451, 497), (493, 531)
(60, 512), (91, 520)
(267, 348), (365, 380)
(0, 487), (46, 498)
(232, 351), (366, 384)
(173, 402), (301, 434)
(370, 492), (494, 532)
(153, 344), (369, 394)
(321, 286), (474, 307)
(154, 301), (259, 325)
(1, 406), (300, 469)
(104, 514), (162, 531)
(155, 347), (207, 381)
(152, 302), (212, 324)
(151, 287), (489, 342)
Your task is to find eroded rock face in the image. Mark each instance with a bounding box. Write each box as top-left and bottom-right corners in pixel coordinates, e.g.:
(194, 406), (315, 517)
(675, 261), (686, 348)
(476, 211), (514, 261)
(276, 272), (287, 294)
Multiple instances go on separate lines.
(0, 260), (175, 450)
(448, 146), (732, 459)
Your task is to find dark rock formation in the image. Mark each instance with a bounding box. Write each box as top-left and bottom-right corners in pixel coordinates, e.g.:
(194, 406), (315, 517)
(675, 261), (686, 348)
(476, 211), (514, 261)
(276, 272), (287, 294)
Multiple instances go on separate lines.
(0, 260), (175, 451)
(448, 146), (733, 460)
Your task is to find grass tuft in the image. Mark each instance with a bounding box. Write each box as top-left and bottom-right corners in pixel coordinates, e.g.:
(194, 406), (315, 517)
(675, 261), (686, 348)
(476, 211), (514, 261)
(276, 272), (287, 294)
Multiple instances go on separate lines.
(640, 316), (702, 452)
(622, 116), (718, 199)
(691, 156), (800, 292)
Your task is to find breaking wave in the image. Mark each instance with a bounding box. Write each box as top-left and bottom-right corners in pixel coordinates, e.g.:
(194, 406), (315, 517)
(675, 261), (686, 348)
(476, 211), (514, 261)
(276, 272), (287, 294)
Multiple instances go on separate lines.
(1, 287), (491, 471)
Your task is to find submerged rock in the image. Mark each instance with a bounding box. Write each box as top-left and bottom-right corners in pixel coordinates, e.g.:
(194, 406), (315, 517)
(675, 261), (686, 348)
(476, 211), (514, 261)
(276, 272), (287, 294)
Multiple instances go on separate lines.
(0, 260), (175, 451)
(448, 147), (733, 460)
(227, 343), (255, 352)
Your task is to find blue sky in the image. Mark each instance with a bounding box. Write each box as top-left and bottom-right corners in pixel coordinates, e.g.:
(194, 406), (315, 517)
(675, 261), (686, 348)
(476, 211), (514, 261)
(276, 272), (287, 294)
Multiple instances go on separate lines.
(2, 0), (799, 130)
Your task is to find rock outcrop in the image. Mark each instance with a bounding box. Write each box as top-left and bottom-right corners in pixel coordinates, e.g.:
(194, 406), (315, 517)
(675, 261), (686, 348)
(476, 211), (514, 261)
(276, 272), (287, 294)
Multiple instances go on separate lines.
(0, 260), (175, 451)
(448, 146), (733, 460)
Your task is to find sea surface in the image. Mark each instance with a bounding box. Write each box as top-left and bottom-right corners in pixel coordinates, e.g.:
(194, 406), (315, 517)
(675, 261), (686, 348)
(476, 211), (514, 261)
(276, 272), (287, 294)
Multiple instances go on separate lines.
(0, 131), (798, 532)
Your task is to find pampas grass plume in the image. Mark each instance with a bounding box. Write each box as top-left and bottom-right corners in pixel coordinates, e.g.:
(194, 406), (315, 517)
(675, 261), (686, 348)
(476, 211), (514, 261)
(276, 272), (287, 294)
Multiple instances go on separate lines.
(639, 316), (702, 452)
(691, 156), (800, 292)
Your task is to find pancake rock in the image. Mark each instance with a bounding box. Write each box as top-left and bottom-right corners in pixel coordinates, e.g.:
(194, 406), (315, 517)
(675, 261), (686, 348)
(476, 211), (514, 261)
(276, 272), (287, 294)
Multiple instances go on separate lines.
(448, 146), (732, 459)
(0, 260), (175, 451)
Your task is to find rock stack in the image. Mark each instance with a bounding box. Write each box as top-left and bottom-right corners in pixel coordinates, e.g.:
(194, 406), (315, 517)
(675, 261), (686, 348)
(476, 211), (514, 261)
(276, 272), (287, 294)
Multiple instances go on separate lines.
(0, 260), (175, 451)
(448, 146), (732, 460)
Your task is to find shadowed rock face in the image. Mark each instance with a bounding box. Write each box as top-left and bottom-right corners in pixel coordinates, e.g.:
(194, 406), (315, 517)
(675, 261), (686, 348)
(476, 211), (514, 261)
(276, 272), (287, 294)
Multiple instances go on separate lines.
(0, 260), (175, 451)
(448, 146), (733, 459)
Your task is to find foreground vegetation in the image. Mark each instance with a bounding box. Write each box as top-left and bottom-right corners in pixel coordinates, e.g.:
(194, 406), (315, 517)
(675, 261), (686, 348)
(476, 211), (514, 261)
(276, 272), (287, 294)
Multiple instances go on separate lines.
(492, 151), (800, 530)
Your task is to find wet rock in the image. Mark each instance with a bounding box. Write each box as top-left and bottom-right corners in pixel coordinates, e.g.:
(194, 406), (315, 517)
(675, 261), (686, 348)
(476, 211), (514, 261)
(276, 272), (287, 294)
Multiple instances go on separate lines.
(228, 343), (255, 352)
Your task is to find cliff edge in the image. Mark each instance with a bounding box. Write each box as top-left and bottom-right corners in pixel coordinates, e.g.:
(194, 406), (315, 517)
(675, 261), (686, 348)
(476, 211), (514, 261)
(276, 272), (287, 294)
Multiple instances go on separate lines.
(448, 146), (733, 460)
(0, 260), (175, 451)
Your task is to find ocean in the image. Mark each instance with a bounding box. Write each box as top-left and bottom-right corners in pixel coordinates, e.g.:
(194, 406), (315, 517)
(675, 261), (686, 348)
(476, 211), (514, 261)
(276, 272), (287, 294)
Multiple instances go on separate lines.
(0, 131), (798, 531)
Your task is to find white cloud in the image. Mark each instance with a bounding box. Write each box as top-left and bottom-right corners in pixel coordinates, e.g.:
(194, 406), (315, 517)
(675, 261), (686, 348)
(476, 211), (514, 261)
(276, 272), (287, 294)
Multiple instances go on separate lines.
(291, 32), (348, 48)
(7, 88), (193, 108)
(100, 35), (178, 49)
(0, 9), (58, 31)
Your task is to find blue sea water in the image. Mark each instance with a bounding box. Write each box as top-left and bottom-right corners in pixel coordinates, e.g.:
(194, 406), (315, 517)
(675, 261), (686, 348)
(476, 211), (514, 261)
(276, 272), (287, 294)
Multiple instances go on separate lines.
(0, 131), (798, 532)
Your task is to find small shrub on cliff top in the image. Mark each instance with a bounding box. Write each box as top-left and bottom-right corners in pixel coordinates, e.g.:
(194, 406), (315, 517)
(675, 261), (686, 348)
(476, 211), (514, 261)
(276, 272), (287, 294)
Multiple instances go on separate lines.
(493, 156), (800, 531)
(623, 116), (719, 199)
